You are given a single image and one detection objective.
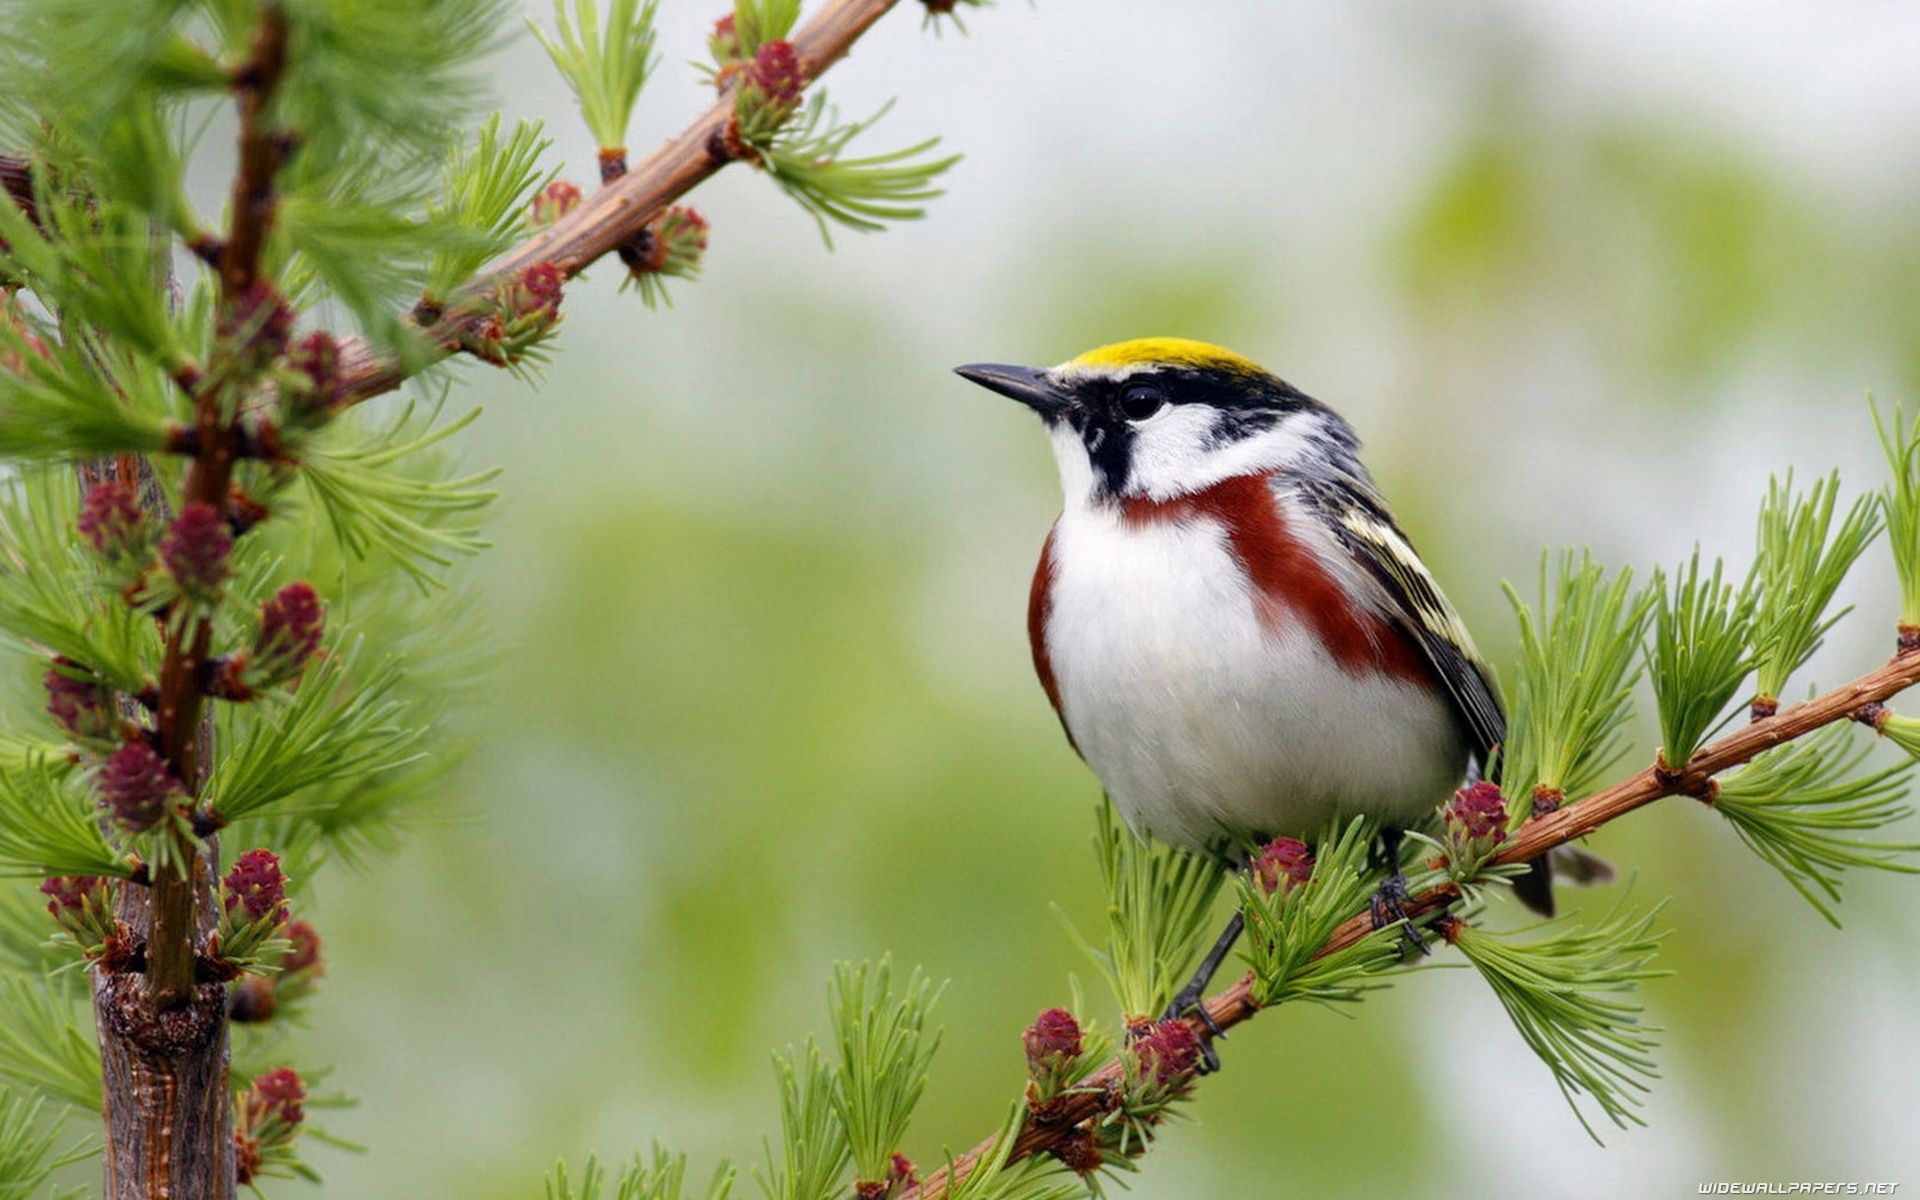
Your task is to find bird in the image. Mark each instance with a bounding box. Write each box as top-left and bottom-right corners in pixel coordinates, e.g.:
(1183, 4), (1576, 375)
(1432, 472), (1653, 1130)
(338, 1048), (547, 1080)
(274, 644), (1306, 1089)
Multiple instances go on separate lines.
(956, 338), (1564, 1030)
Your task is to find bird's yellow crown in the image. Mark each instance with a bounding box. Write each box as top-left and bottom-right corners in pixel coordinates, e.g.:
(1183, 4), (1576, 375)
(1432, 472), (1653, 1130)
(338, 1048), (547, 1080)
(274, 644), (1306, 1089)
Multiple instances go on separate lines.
(1066, 337), (1267, 377)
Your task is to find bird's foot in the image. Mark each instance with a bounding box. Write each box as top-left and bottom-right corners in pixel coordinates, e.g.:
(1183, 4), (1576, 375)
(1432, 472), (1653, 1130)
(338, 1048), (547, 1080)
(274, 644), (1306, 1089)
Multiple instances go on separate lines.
(1369, 871), (1430, 958)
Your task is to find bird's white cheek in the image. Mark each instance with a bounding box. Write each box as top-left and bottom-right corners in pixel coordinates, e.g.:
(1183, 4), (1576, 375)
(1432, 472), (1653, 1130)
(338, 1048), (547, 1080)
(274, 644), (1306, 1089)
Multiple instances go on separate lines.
(1048, 423), (1097, 508)
(1123, 408), (1218, 500)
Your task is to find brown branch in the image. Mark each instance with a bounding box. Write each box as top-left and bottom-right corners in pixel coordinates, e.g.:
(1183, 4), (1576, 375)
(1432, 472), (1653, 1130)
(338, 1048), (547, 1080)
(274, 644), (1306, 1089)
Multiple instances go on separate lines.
(147, 1), (291, 1013)
(904, 648), (1920, 1199)
(330, 0), (903, 407)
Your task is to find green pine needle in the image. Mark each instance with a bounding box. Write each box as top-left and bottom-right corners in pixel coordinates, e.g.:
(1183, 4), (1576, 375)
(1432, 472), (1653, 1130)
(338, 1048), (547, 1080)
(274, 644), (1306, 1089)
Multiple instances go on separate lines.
(0, 323), (174, 463)
(0, 976), (101, 1112)
(298, 398), (500, 591)
(424, 114), (554, 302)
(766, 97), (960, 246)
(545, 1147), (735, 1200)
(0, 180), (187, 375)
(0, 1086), (91, 1200)
(1749, 471), (1880, 705)
(0, 468), (159, 694)
(1062, 801), (1227, 1023)
(206, 639), (430, 822)
(1236, 817), (1401, 1009)
(1646, 551), (1756, 769)
(828, 959), (943, 1187)
(757, 1040), (850, 1200)
(0, 759), (134, 880)
(731, 0), (803, 58)
(1714, 724), (1920, 927)
(1448, 901), (1670, 1143)
(1498, 552), (1654, 812)
(279, 0), (515, 167)
(1871, 398), (1920, 629)
(529, 0), (660, 152)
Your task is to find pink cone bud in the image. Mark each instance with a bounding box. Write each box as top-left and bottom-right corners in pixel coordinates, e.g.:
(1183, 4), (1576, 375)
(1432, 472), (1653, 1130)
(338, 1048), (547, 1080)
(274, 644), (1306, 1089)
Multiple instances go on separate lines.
(1022, 1007), (1083, 1075)
(45, 658), (113, 741)
(888, 1154), (916, 1186)
(97, 741), (179, 832)
(246, 1067), (305, 1127)
(529, 180), (581, 227)
(1252, 836), (1314, 896)
(160, 502), (232, 600)
(223, 849), (288, 922)
(281, 919), (324, 975)
(745, 40), (803, 107)
(253, 582), (324, 682)
(39, 874), (103, 916)
(517, 262), (564, 317)
(710, 13), (739, 60)
(1132, 1017), (1201, 1088)
(1447, 781), (1509, 844)
(219, 281), (294, 366)
(285, 331), (342, 420)
(78, 481), (146, 559)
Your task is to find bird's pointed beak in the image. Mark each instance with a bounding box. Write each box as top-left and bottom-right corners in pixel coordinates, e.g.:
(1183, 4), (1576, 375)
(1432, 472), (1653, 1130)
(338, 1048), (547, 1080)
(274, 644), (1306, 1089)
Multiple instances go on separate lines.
(954, 363), (1073, 420)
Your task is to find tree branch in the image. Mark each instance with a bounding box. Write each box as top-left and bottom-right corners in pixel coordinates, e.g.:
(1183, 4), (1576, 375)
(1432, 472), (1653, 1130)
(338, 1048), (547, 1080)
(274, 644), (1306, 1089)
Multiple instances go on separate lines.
(331, 0), (902, 407)
(905, 647), (1920, 1199)
(148, 0), (291, 1012)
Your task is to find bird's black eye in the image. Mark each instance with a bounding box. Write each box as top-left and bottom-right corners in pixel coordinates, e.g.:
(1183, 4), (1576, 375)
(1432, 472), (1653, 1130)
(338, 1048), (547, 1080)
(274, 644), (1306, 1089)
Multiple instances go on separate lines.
(1120, 384), (1167, 422)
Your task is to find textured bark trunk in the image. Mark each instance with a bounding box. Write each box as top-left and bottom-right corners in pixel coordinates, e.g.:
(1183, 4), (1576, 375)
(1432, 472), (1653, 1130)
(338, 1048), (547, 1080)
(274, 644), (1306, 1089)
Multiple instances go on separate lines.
(91, 862), (235, 1200)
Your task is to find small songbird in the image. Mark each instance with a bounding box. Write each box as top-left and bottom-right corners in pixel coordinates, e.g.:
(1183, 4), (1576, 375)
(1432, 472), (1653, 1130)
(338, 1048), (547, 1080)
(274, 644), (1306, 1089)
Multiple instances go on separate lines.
(958, 338), (1551, 1022)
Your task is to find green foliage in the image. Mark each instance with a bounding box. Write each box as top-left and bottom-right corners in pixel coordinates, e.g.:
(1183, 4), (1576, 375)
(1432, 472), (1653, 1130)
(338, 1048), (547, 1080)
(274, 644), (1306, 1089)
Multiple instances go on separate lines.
(1064, 802), (1227, 1022)
(730, 0), (802, 58)
(1749, 471), (1880, 705)
(0, 188), (187, 376)
(546, 1149), (734, 1200)
(1447, 902), (1669, 1142)
(530, 0), (660, 152)
(827, 960), (942, 1187)
(1235, 819), (1401, 1008)
(425, 116), (554, 303)
(0, 977), (99, 1112)
(758, 1040), (849, 1200)
(1498, 552), (1653, 812)
(278, 0), (515, 168)
(0, 760), (133, 879)
(0, 1088), (89, 1200)
(298, 399), (499, 589)
(0, 326), (174, 463)
(1646, 551), (1755, 768)
(0, 469), (157, 693)
(1872, 399), (1920, 629)
(1713, 725), (1919, 926)
(206, 639), (428, 822)
(766, 99), (959, 245)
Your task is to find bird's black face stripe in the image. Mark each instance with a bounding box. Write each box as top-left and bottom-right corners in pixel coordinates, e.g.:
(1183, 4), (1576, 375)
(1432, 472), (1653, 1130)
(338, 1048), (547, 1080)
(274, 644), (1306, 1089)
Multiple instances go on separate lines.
(1082, 412), (1134, 494)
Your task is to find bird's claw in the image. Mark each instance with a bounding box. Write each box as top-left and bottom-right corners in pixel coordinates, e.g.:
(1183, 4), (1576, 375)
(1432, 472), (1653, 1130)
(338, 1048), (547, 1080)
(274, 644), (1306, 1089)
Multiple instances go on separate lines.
(1369, 871), (1430, 958)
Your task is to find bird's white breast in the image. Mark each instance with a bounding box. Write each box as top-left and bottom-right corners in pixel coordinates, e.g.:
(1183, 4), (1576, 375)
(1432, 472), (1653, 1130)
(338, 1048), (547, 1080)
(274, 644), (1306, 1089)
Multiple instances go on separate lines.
(1041, 502), (1466, 854)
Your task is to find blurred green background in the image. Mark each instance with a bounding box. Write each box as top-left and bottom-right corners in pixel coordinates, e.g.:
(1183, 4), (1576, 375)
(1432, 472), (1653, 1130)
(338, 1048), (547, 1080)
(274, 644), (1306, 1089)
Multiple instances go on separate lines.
(284, 2), (1920, 1196)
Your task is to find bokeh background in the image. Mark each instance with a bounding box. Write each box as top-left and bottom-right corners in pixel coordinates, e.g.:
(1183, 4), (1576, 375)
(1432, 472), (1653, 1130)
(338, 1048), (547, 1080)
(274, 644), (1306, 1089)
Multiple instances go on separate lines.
(279, 2), (1920, 1196)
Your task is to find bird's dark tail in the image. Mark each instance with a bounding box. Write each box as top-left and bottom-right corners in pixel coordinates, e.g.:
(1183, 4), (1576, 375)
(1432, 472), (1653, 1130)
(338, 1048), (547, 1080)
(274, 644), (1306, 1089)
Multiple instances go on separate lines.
(1511, 845), (1616, 917)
